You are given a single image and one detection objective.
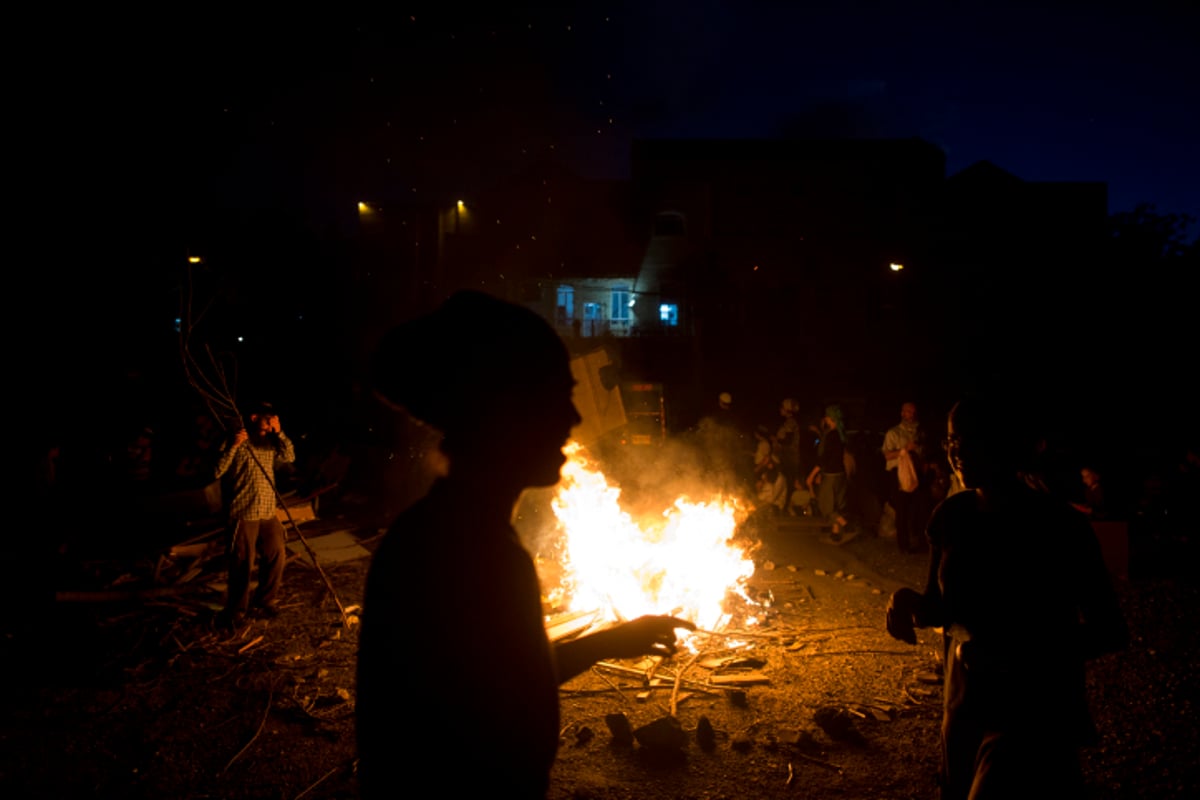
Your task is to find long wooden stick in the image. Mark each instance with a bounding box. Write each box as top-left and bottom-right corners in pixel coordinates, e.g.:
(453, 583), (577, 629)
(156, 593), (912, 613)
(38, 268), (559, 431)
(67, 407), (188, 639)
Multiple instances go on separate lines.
(293, 761), (346, 800)
(176, 269), (351, 629)
(670, 651), (702, 715)
(251, 445), (351, 629)
(592, 661), (723, 695)
(792, 751), (844, 773)
(221, 682), (275, 774)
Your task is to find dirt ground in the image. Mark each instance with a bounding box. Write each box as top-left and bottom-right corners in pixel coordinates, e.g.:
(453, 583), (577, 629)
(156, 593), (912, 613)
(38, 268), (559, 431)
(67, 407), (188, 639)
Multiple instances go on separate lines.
(2, 511), (1196, 799)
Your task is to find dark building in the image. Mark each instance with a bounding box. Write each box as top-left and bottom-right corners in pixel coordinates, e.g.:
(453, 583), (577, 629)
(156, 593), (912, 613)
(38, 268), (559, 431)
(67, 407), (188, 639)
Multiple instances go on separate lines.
(628, 137), (947, 418)
(345, 138), (1111, 430)
(931, 160), (1110, 401)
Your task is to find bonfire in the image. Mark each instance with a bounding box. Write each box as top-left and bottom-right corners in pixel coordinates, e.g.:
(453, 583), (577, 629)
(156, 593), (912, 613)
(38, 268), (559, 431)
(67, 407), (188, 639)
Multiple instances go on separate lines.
(537, 442), (761, 639)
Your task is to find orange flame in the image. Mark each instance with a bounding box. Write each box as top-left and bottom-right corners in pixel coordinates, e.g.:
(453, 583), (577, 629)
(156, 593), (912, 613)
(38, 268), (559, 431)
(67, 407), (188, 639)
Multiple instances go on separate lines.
(545, 442), (757, 632)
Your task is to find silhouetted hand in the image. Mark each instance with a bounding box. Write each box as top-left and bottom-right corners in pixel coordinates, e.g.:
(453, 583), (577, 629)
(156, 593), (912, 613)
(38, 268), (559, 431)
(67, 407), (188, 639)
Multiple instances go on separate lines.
(605, 615), (696, 659)
(886, 588), (922, 645)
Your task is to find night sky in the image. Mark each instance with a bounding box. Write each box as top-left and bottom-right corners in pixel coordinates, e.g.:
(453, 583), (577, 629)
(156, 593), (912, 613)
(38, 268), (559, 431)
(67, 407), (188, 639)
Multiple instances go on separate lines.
(70, 2), (1198, 239)
(39, 2), (1197, 441)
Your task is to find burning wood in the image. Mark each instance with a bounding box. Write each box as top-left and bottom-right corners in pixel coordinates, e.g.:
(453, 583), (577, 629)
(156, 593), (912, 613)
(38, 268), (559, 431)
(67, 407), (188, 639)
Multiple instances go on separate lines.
(537, 442), (759, 636)
(237, 634), (265, 654)
(544, 609), (601, 642)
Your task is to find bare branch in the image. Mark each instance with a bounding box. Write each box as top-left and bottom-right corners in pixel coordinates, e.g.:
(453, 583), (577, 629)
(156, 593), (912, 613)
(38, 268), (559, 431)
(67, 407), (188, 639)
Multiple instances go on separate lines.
(221, 681), (275, 774)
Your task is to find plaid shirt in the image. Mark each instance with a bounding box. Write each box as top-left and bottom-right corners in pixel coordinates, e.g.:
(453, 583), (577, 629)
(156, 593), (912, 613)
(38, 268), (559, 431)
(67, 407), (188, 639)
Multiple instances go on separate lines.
(215, 432), (296, 521)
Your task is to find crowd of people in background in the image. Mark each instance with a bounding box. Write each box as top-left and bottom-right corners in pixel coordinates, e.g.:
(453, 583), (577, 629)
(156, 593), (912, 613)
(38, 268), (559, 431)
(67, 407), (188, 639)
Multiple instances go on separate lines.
(31, 372), (1200, 575)
(694, 387), (1200, 565)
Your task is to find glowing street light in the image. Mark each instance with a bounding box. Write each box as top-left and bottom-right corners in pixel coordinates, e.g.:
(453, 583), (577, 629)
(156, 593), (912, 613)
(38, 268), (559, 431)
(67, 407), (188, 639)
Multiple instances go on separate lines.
(889, 262), (905, 272)
(187, 256), (202, 264)
(453, 199), (469, 233)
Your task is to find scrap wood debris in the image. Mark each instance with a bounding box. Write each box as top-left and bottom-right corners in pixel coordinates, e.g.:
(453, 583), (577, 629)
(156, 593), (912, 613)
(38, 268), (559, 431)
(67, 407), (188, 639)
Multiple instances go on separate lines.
(791, 751), (844, 774)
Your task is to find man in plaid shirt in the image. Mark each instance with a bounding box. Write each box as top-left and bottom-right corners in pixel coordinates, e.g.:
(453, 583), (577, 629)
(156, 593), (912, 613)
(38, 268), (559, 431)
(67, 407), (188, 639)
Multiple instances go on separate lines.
(215, 402), (295, 628)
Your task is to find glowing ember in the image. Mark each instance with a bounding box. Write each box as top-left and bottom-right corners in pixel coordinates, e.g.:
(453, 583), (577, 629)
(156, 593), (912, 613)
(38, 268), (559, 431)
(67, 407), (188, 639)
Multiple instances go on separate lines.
(545, 442), (757, 632)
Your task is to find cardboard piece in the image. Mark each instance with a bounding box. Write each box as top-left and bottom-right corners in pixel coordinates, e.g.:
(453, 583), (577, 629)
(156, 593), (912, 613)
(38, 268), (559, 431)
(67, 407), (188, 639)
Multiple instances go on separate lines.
(569, 348), (626, 446)
(277, 497), (317, 525)
(286, 530), (372, 566)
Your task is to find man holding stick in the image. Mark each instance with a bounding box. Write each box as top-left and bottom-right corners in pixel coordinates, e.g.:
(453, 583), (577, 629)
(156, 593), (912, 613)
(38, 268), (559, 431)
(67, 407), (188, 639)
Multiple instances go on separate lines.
(214, 401), (295, 629)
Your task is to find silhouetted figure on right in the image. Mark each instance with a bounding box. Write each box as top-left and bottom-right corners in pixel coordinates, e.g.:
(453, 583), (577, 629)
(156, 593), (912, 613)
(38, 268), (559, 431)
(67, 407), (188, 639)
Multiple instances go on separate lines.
(1070, 464), (1109, 520)
(886, 391), (1128, 799)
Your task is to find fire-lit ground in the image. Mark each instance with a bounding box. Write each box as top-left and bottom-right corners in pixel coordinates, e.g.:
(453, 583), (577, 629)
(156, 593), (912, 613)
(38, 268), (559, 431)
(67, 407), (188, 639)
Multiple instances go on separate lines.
(6, 476), (1196, 799)
(545, 513), (950, 799)
(543, 516), (1198, 800)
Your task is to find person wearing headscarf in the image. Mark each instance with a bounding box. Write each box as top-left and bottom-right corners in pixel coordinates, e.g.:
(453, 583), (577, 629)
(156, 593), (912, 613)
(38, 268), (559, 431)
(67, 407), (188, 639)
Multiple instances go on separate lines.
(806, 404), (850, 538)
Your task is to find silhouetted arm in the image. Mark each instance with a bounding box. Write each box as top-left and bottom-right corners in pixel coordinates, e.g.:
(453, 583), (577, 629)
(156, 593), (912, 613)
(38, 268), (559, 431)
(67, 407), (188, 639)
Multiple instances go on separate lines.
(886, 505), (947, 643)
(554, 615), (696, 683)
(1069, 515), (1129, 660)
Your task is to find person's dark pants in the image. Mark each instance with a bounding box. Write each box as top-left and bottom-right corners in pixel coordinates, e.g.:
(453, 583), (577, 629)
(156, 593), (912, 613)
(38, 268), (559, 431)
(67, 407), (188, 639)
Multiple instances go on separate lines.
(892, 474), (926, 551)
(225, 518), (286, 614)
(941, 715), (1085, 799)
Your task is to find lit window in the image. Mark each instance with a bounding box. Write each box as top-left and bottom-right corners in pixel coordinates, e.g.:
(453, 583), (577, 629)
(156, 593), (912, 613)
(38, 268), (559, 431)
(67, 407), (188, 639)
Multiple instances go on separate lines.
(611, 287), (631, 322)
(556, 285), (574, 322)
(659, 303), (678, 326)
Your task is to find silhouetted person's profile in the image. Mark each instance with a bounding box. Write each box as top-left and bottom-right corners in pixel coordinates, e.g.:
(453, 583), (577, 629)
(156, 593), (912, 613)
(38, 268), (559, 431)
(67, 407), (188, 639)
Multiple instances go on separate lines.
(885, 390), (1128, 799)
(356, 290), (693, 799)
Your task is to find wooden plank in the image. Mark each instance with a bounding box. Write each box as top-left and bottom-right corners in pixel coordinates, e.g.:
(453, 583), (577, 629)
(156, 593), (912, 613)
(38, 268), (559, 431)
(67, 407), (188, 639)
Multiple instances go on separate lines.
(545, 610), (600, 642)
(709, 670), (770, 685)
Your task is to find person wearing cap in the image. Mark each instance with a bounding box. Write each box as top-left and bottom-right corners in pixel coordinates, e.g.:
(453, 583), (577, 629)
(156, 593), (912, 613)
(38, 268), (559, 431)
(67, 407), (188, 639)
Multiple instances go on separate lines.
(700, 390), (751, 494)
(712, 391), (745, 438)
(214, 402), (295, 628)
(806, 404), (851, 539)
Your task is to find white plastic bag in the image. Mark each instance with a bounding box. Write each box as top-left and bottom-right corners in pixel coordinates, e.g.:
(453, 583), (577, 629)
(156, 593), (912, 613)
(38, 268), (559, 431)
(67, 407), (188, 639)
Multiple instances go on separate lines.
(898, 449), (919, 493)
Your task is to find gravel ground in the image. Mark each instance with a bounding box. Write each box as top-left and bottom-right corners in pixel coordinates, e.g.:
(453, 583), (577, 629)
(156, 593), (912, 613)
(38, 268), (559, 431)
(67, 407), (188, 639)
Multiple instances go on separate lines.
(2, 507), (1194, 799)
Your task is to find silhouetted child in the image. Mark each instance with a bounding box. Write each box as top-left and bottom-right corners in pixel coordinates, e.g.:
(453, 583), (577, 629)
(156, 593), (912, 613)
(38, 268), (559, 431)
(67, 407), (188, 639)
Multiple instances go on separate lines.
(357, 291), (693, 799)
